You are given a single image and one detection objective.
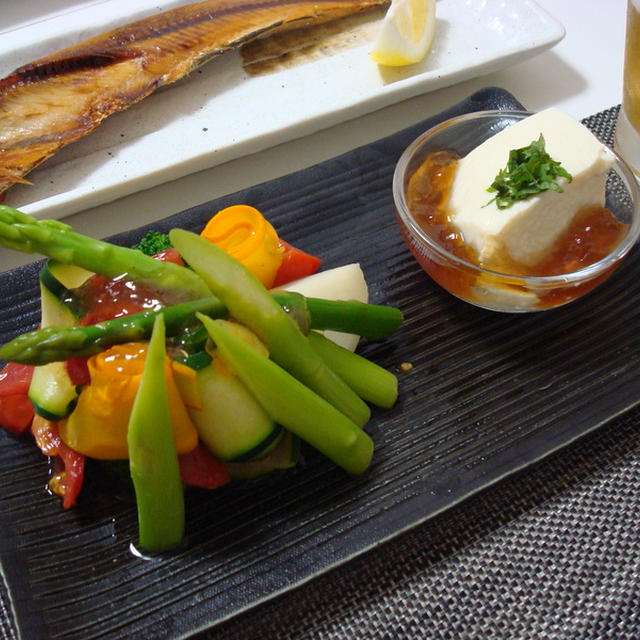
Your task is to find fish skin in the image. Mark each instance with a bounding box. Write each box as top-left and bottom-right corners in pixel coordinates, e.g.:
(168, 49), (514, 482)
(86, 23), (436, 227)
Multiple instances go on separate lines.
(0, 0), (388, 198)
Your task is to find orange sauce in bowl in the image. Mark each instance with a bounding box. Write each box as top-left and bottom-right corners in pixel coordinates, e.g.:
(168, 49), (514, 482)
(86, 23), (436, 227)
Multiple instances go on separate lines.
(405, 151), (628, 308)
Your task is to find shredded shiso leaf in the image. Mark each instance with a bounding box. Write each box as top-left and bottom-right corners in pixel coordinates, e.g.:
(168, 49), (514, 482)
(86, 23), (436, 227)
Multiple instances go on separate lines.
(486, 135), (573, 209)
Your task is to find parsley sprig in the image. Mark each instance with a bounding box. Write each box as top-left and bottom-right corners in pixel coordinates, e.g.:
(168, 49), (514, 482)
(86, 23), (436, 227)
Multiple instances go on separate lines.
(486, 134), (572, 209)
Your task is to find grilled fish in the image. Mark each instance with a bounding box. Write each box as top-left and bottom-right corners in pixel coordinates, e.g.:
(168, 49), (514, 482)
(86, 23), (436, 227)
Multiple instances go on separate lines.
(0, 0), (388, 198)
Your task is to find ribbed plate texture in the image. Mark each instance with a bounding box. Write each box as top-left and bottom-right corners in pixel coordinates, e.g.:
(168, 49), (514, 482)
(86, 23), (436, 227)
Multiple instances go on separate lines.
(0, 88), (638, 639)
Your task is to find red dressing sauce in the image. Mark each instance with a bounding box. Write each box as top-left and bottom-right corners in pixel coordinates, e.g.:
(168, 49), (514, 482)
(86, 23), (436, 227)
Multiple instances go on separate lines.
(69, 251), (184, 326)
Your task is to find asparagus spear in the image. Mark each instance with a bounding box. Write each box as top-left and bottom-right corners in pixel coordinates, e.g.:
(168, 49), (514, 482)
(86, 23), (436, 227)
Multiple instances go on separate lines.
(301, 297), (402, 340)
(200, 316), (373, 474)
(308, 331), (398, 409)
(138, 294), (401, 343)
(0, 206), (210, 300)
(0, 297), (225, 365)
(170, 229), (371, 427)
(0, 292), (402, 365)
(127, 314), (185, 552)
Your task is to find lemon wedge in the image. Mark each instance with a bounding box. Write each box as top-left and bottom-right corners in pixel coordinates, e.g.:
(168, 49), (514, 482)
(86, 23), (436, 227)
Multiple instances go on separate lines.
(370, 0), (436, 66)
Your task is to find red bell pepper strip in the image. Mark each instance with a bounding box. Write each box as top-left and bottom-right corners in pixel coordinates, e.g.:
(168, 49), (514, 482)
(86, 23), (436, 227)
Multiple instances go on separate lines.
(179, 443), (230, 489)
(31, 416), (85, 508)
(56, 440), (85, 508)
(271, 241), (322, 288)
(65, 357), (91, 386)
(31, 415), (60, 456)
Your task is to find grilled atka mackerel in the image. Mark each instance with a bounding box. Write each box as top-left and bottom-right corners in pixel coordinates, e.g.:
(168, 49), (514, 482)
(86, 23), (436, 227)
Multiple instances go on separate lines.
(0, 0), (388, 198)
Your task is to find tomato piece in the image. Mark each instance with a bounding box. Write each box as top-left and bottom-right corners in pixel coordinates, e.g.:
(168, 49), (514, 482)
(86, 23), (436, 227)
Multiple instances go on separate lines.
(66, 357), (90, 386)
(179, 443), (230, 489)
(0, 362), (34, 396)
(0, 395), (34, 434)
(271, 241), (322, 287)
(153, 248), (184, 265)
(0, 364), (35, 434)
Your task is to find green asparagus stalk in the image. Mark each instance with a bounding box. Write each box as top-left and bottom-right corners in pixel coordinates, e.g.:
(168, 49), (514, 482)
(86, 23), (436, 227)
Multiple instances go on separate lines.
(0, 292), (402, 365)
(301, 297), (403, 340)
(308, 331), (398, 409)
(0, 297), (225, 365)
(0, 206), (209, 300)
(170, 229), (371, 427)
(200, 316), (373, 474)
(127, 314), (184, 552)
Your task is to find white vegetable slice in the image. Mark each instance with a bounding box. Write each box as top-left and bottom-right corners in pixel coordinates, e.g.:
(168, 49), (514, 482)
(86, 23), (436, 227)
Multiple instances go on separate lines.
(280, 263), (368, 351)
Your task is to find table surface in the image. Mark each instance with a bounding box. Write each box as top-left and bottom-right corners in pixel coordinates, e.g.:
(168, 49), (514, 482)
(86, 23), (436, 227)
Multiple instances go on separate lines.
(0, 0), (628, 272)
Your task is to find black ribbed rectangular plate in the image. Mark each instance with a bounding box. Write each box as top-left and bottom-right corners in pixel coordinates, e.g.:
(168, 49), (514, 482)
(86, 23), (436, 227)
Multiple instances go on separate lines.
(1, 88), (639, 640)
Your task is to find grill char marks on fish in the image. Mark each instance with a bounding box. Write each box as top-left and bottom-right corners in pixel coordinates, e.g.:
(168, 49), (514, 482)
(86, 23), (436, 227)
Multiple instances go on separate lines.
(0, 0), (388, 197)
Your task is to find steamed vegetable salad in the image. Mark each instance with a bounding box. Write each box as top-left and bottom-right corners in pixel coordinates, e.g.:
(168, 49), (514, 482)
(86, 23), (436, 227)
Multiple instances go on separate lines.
(0, 204), (402, 551)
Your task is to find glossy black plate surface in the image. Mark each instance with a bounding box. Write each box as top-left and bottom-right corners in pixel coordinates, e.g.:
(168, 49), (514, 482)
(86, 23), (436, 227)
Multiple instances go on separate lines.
(1, 88), (639, 640)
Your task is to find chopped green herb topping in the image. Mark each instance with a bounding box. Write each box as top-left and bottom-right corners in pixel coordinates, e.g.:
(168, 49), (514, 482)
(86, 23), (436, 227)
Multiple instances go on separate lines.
(132, 230), (172, 256)
(486, 134), (573, 209)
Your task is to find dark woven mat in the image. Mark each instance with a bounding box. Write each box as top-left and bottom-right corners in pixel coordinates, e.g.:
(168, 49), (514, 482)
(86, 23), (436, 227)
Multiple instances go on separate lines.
(200, 105), (640, 640)
(0, 572), (13, 640)
(2, 106), (638, 640)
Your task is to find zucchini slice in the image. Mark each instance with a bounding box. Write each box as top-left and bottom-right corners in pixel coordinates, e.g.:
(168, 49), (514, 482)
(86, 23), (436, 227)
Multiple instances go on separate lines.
(28, 283), (79, 420)
(225, 431), (299, 480)
(188, 364), (281, 462)
(40, 259), (93, 299)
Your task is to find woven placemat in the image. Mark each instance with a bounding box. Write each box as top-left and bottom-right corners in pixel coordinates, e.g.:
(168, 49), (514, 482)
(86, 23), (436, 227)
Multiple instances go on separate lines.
(200, 105), (640, 640)
(0, 572), (14, 640)
(1, 106), (638, 640)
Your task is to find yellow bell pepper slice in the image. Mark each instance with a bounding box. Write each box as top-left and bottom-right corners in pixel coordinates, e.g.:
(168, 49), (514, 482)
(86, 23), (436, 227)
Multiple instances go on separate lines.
(200, 205), (284, 288)
(171, 360), (202, 410)
(59, 342), (198, 459)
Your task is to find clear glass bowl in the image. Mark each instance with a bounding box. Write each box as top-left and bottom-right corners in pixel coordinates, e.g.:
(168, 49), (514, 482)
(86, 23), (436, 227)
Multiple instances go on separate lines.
(393, 110), (640, 312)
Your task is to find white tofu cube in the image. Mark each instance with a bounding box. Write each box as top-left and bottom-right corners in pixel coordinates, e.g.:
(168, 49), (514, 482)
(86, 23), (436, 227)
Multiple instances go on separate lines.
(449, 108), (613, 268)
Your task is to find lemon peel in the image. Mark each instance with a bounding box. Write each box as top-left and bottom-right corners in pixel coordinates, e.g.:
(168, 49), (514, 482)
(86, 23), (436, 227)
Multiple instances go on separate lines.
(370, 0), (436, 66)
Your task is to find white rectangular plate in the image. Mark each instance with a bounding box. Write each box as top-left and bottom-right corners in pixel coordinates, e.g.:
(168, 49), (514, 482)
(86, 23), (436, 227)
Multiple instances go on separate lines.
(0, 0), (564, 220)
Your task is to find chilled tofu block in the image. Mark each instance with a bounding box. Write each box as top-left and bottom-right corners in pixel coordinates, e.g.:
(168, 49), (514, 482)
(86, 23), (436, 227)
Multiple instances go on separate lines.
(449, 108), (614, 268)
(472, 274), (539, 310)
